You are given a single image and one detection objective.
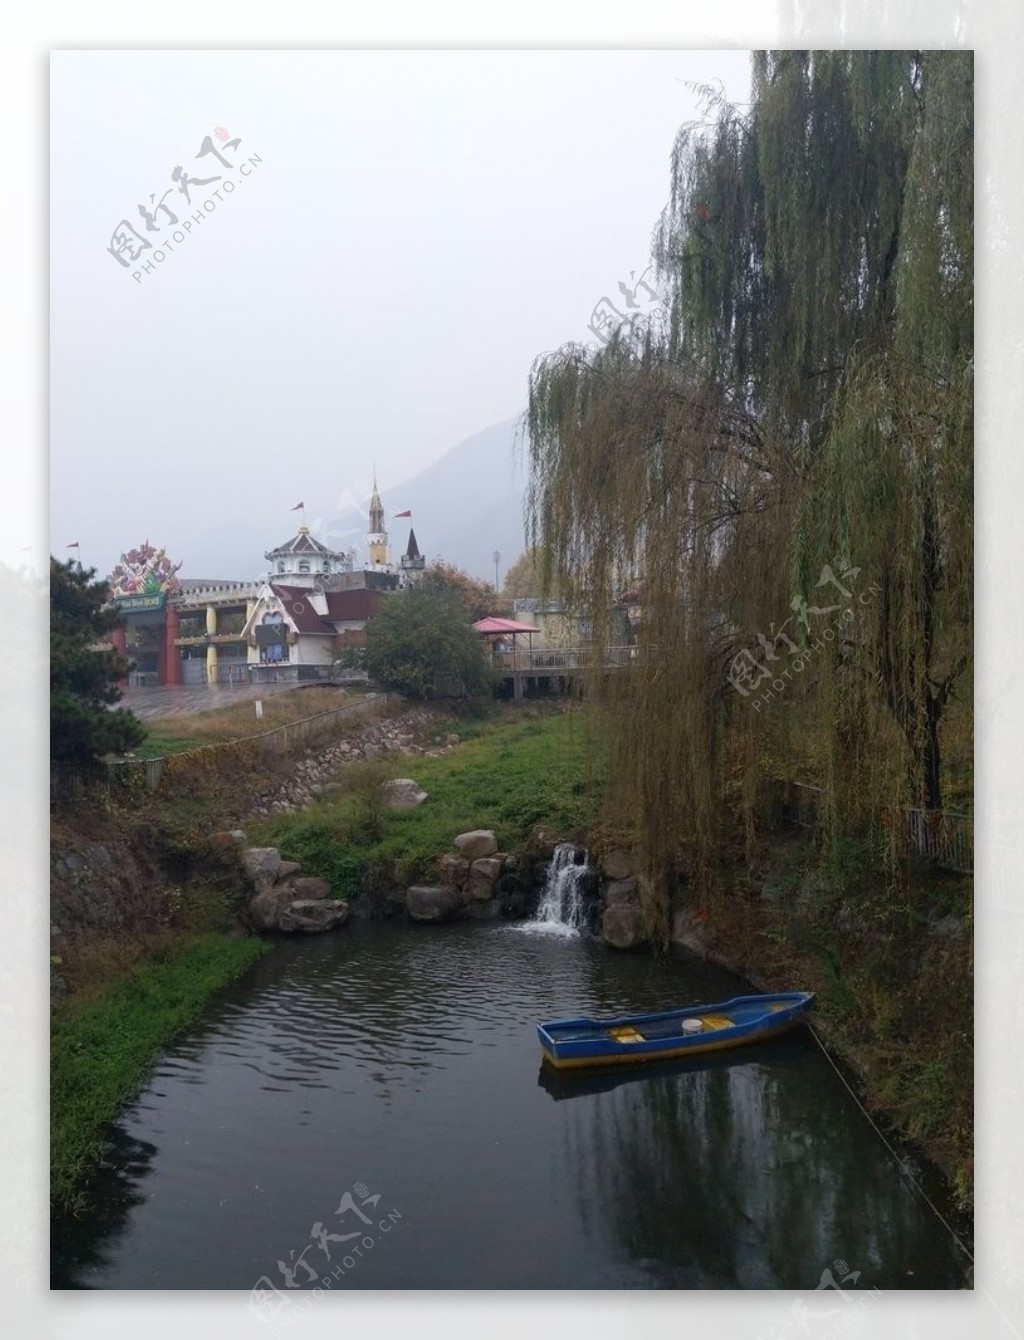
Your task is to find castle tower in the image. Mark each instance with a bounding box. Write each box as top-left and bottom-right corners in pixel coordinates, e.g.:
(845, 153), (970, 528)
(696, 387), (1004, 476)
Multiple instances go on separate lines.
(265, 525), (352, 586)
(367, 478), (389, 568)
(400, 528), (426, 587)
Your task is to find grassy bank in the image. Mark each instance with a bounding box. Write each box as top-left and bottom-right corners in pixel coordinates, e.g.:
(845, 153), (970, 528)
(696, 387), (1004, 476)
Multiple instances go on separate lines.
(702, 833), (973, 1213)
(51, 932), (270, 1215)
(253, 705), (605, 895)
(133, 685), (374, 757)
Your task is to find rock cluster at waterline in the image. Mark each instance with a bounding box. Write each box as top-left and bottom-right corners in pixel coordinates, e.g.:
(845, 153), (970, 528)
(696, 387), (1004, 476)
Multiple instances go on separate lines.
(596, 849), (646, 950)
(406, 829), (521, 924)
(232, 838), (351, 934)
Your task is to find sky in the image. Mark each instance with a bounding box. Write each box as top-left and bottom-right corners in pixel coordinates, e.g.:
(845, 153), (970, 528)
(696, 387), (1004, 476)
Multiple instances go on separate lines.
(49, 49), (751, 581)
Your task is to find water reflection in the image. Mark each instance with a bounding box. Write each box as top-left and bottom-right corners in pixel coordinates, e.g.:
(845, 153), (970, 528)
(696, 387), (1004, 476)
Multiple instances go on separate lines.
(50, 1125), (158, 1288)
(51, 922), (970, 1290)
(554, 1034), (964, 1287)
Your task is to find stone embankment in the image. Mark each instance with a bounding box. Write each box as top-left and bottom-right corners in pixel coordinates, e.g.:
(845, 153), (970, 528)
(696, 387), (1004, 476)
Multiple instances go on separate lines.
(248, 707), (460, 817)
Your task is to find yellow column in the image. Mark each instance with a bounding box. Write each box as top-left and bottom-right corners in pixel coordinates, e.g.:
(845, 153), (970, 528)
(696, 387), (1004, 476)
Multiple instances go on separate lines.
(206, 605), (218, 682)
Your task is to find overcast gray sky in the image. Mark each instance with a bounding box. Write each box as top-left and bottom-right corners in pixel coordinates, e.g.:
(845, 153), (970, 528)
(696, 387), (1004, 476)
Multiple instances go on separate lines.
(50, 49), (751, 580)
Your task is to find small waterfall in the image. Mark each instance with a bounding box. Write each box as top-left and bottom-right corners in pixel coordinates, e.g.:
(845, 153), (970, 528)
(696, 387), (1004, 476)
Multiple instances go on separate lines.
(524, 843), (590, 936)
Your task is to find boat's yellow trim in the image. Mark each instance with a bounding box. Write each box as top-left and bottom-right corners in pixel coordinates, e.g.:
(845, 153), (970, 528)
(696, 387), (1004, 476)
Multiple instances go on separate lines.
(542, 1018), (800, 1070)
(700, 1013), (733, 1031)
(605, 1013), (733, 1045)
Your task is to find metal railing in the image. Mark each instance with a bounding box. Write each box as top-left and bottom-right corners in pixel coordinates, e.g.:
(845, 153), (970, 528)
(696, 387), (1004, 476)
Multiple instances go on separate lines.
(489, 645), (636, 672)
(52, 694), (390, 807)
(902, 807), (973, 875)
(785, 780), (973, 874)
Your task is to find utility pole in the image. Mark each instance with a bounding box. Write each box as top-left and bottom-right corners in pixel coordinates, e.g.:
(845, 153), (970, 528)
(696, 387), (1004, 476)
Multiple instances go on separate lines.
(493, 550), (501, 593)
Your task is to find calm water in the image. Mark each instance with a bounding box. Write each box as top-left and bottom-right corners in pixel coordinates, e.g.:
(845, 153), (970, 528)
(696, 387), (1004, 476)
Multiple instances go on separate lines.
(51, 920), (970, 1290)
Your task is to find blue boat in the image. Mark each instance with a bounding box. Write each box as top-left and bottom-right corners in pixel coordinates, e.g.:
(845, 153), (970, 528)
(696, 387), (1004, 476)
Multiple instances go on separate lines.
(537, 991), (815, 1071)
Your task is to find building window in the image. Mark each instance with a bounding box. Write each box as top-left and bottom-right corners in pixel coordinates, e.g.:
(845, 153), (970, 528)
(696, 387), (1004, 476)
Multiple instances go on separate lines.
(277, 561), (285, 573)
(298, 560), (310, 574)
(322, 561), (330, 573)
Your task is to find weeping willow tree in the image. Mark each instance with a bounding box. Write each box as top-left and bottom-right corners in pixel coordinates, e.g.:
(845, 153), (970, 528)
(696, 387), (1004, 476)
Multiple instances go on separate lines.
(527, 334), (799, 943)
(527, 50), (972, 940)
(800, 49), (973, 819)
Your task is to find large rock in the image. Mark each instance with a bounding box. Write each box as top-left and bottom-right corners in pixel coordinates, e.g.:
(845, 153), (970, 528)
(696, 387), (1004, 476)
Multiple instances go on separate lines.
(600, 849), (635, 881)
(291, 875), (333, 900)
(383, 778), (428, 808)
(469, 857), (504, 900)
(278, 860), (302, 880)
(249, 889), (284, 931)
(406, 885), (461, 923)
(210, 829), (247, 849)
(603, 878), (638, 906)
(438, 854), (470, 891)
(454, 829), (498, 860)
(602, 902), (648, 950)
(671, 906), (711, 957)
(241, 847), (283, 891)
(248, 883), (301, 930)
(278, 899), (350, 933)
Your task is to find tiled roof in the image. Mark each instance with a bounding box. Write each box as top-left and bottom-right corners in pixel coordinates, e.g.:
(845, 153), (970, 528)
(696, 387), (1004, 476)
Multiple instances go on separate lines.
(269, 585), (335, 635)
(324, 589), (383, 622)
(264, 528), (341, 559)
(267, 584), (383, 634)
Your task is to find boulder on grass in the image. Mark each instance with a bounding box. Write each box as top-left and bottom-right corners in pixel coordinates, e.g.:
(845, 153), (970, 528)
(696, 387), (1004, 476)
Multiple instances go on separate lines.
(210, 829), (247, 849)
(454, 830), (498, 860)
(383, 779), (428, 808)
(406, 885), (461, 923)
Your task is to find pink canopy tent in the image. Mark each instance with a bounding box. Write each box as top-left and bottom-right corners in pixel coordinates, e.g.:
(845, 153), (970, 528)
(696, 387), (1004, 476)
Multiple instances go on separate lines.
(472, 616), (540, 659)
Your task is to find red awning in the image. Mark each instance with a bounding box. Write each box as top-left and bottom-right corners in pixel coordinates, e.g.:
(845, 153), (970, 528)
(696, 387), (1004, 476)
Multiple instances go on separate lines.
(472, 617), (541, 634)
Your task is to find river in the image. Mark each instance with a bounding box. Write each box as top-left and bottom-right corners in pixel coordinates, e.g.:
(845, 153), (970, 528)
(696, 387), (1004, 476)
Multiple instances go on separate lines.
(51, 918), (970, 1290)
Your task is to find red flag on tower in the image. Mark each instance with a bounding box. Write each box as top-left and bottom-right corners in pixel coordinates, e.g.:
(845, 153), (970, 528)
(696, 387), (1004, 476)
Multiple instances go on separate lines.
(291, 502), (304, 511)
(393, 510), (412, 518)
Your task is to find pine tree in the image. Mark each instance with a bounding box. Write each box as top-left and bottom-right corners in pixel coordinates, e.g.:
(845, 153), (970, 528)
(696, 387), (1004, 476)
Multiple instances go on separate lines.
(50, 558), (145, 766)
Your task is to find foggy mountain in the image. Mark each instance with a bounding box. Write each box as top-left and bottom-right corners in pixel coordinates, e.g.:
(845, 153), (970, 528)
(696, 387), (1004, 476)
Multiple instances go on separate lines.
(167, 416), (529, 586)
(390, 417), (529, 583)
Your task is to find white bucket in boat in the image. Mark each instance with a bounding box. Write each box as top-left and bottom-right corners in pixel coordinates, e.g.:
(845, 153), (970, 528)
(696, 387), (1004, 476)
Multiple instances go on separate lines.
(682, 1018), (703, 1035)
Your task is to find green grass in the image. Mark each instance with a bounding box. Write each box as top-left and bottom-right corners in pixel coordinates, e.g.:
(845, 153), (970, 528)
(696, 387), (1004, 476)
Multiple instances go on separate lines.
(132, 734), (197, 759)
(254, 707), (607, 895)
(51, 932), (270, 1215)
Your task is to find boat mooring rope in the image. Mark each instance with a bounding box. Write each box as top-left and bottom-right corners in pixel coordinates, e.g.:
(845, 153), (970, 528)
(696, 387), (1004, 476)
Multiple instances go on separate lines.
(806, 1022), (974, 1267)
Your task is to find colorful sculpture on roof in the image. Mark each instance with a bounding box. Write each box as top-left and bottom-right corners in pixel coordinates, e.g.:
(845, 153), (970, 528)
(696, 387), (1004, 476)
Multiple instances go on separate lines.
(108, 541), (183, 597)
